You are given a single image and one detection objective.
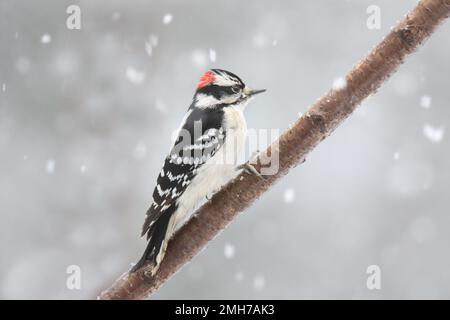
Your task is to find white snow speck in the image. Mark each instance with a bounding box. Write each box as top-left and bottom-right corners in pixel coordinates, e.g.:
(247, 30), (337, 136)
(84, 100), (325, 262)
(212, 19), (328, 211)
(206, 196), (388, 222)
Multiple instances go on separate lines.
(46, 159), (56, 174)
(155, 99), (166, 112)
(393, 152), (400, 160)
(253, 34), (268, 48)
(410, 216), (436, 243)
(145, 34), (159, 57)
(126, 67), (146, 85)
(80, 165), (87, 174)
(283, 188), (295, 203)
(332, 77), (347, 90)
(133, 141), (147, 160)
(16, 57), (31, 74)
(298, 111), (303, 118)
(235, 271), (244, 282)
(253, 275), (266, 291)
(423, 124), (444, 144)
(162, 13), (173, 25)
(191, 50), (207, 68)
(209, 49), (217, 63)
(224, 243), (235, 259)
(272, 39), (278, 46)
(112, 12), (121, 21)
(2, 83), (5, 92)
(40, 34), (52, 44)
(420, 95), (432, 109)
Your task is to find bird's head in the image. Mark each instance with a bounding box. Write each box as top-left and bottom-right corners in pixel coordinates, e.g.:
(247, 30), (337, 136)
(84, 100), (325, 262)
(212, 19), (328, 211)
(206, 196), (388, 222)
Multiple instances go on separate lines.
(193, 69), (266, 108)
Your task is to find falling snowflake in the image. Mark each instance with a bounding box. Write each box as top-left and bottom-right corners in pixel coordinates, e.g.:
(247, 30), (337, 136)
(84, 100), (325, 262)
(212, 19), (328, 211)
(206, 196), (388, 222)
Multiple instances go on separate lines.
(283, 188), (295, 203)
(224, 242), (235, 259)
(80, 165), (87, 174)
(393, 152), (400, 160)
(126, 67), (146, 85)
(155, 99), (166, 112)
(332, 77), (347, 90)
(253, 275), (266, 291)
(272, 39), (278, 46)
(191, 50), (207, 68)
(46, 159), (56, 174)
(112, 12), (121, 21)
(162, 13), (173, 25)
(235, 271), (244, 282)
(420, 95), (432, 109)
(2, 83), (5, 92)
(423, 124), (444, 144)
(15, 57), (31, 74)
(40, 34), (52, 44)
(253, 34), (268, 48)
(209, 49), (217, 63)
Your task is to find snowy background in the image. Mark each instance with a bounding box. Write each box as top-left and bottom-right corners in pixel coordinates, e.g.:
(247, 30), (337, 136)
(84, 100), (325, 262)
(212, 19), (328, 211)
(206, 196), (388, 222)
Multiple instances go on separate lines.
(1, 0), (449, 299)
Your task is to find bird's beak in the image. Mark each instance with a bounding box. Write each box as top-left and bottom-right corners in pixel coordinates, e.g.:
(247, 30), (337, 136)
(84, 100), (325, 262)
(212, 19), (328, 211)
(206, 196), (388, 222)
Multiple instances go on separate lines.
(243, 86), (266, 97)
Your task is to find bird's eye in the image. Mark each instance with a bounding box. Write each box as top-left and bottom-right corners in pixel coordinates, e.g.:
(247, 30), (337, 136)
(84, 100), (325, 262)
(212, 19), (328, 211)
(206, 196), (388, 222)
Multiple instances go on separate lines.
(231, 86), (241, 94)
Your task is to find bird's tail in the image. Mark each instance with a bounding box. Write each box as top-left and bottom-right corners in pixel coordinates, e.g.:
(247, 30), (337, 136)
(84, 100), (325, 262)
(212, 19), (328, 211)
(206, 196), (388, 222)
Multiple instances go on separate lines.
(131, 207), (175, 274)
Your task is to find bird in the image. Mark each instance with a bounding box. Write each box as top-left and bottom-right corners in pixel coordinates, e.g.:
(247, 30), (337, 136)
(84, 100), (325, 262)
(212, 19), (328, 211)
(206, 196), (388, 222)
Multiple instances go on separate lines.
(131, 69), (266, 274)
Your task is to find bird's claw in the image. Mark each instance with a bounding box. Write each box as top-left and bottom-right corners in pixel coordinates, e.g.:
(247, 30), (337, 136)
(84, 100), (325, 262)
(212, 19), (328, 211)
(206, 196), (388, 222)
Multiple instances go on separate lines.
(238, 162), (265, 180)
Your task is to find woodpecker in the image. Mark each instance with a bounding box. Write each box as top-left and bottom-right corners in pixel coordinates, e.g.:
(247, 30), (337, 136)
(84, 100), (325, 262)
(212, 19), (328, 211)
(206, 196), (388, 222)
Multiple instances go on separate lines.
(132, 69), (266, 274)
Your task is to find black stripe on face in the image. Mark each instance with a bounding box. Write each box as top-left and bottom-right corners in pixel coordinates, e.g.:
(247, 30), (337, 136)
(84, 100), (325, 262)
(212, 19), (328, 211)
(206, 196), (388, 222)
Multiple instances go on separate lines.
(196, 84), (239, 100)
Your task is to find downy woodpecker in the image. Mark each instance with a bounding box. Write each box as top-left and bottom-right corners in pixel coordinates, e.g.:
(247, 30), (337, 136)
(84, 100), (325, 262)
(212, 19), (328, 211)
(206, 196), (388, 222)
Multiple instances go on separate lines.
(132, 69), (266, 274)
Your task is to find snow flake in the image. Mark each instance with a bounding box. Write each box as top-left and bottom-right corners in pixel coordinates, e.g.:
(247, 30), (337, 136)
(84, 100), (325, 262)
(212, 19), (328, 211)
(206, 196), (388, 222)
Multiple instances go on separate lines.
(283, 188), (295, 203)
(2, 83), (5, 92)
(41, 34), (52, 44)
(80, 165), (87, 174)
(253, 34), (268, 48)
(145, 34), (159, 57)
(410, 216), (436, 243)
(162, 13), (173, 25)
(420, 95), (432, 109)
(209, 49), (216, 63)
(332, 77), (347, 90)
(46, 159), (56, 174)
(423, 124), (444, 144)
(253, 275), (266, 291)
(224, 243), (235, 259)
(393, 152), (400, 160)
(133, 141), (147, 160)
(112, 12), (121, 21)
(126, 67), (146, 85)
(15, 57), (31, 74)
(154, 99), (166, 113)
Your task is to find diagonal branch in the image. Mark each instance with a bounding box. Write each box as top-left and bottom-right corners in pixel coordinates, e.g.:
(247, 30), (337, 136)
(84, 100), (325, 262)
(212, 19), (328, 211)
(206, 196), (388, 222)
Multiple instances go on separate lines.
(99, 0), (450, 300)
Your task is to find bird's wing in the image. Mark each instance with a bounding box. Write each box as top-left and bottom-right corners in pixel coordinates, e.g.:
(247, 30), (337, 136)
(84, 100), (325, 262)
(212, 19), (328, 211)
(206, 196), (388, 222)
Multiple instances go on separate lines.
(141, 107), (226, 238)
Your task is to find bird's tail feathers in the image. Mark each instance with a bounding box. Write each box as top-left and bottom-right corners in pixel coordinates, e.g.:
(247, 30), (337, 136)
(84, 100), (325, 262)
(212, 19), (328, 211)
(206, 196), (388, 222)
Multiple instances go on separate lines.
(131, 207), (175, 274)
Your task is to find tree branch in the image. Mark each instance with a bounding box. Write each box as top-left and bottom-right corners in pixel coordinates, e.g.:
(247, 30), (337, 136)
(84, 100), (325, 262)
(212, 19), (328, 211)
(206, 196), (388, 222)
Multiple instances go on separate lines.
(99, 0), (450, 300)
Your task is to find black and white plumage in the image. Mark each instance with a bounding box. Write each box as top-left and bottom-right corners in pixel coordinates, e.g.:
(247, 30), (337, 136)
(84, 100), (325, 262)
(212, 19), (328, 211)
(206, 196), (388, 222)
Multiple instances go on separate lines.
(132, 69), (265, 274)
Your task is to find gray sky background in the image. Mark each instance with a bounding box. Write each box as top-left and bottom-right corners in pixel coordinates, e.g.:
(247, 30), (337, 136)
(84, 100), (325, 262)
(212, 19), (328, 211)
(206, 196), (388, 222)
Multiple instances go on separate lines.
(1, 0), (449, 299)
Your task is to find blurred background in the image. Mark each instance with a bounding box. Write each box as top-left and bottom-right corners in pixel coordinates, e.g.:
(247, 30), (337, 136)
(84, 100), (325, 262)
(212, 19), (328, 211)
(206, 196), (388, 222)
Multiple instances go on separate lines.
(1, 0), (449, 299)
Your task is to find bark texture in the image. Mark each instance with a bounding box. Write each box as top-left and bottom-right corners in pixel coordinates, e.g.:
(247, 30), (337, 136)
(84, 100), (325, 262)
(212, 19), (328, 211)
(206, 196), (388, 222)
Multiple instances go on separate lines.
(99, 0), (450, 300)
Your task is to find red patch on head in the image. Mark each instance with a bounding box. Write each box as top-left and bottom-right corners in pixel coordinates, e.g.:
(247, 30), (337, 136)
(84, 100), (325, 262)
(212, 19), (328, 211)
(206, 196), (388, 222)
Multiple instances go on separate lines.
(196, 71), (215, 89)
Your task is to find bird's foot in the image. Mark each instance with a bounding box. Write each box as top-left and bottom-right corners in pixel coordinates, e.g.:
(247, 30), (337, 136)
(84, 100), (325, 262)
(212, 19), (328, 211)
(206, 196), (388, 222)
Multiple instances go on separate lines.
(238, 162), (265, 180)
